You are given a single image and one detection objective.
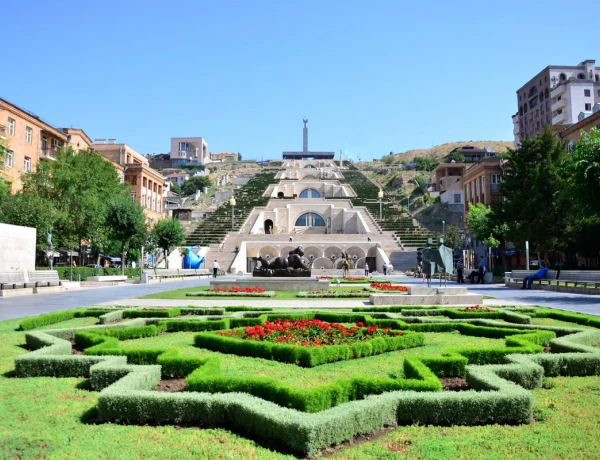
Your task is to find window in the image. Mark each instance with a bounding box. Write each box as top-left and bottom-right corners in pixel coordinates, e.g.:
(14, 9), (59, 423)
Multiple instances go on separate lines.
(6, 150), (13, 167)
(568, 139), (574, 153)
(560, 73), (566, 81)
(454, 193), (461, 204)
(7, 118), (14, 136)
(577, 73), (585, 80)
(585, 103), (592, 111)
(481, 176), (485, 188)
(557, 95), (561, 101)
(24, 157), (31, 172)
(25, 127), (32, 144)
(584, 89), (591, 97)
(299, 188), (321, 198)
(295, 212), (325, 227)
(52, 139), (60, 148)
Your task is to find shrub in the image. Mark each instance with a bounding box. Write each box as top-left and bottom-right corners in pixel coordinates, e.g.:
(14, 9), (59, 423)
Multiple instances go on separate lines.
(19, 310), (77, 331)
(122, 308), (181, 318)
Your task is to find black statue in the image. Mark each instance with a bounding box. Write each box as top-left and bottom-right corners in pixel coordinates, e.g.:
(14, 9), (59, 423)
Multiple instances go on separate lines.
(254, 246), (311, 277)
(421, 238), (454, 287)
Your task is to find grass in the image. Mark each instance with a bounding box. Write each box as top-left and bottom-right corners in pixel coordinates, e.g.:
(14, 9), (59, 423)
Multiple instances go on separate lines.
(3, 309), (600, 458)
(140, 286), (371, 300)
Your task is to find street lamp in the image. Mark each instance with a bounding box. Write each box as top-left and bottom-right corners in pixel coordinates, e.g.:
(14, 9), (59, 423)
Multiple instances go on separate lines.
(229, 196), (236, 230)
(442, 220), (446, 233)
(378, 189), (384, 220)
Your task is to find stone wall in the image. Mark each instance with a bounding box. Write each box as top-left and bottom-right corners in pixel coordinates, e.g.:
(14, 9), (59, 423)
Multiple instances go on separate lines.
(0, 223), (36, 272)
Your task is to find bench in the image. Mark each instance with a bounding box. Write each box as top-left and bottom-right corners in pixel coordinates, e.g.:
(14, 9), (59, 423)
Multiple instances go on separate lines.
(145, 268), (211, 283)
(28, 271), (62, 287)
(554, 270), (600, 288)
(504, 270), (557, 284)
(0, 272), (36, 289)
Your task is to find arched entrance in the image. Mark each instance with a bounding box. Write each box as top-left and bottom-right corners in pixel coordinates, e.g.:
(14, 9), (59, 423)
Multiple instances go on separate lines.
(277, 191), (284, 198)
(264, 219), (274, 234)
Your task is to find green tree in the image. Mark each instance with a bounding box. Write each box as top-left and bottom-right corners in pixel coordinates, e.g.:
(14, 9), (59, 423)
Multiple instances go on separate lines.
(564, 128), (600, 216)
(106, 193), (148, 275)
(181, 175), (212, 196)
(446, 152), (465, 163)
(413, 156), (439, 172)
(151, 218), (186, 269)
(170, 182), (183, 195)
(22, 148), (126, 252)
(237, 152), (242, 161)
(498, 128), (569, 259)
(441, 224), (462, 250)
(0, 192), (56, 250)
(467, 202), (508, 270)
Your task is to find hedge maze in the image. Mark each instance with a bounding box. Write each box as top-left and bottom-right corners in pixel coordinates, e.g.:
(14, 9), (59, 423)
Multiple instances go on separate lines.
(14, 305), (600, 457)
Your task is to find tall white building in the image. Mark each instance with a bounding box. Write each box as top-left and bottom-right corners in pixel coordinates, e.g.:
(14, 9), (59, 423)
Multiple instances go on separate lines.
(512, 60), (600, 143)
(169, 137), (209, 167)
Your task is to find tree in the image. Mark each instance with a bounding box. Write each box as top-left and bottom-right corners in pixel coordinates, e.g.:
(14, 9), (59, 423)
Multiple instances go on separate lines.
(151, 218), (186, 269)
(170, 182), (183, 195)
(106, 193), (148, 274)
(446, 152), (465, 163)
(498, 128), (569, 258)
(413, 156), (439, 172)
(467, 202), (508, 270)
(21, 147), (126, 252)
(564, 128), (600, 216)
(0, 191), (56, 250)
(441, 224), (461, 250)
(181, 175), (212, 196)
(237, 152), (242, 161)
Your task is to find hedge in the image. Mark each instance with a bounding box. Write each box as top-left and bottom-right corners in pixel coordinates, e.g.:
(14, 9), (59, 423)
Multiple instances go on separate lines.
(194, 330), (425, 367)
(122, 308), (181, 318)
(19, 310), (78, 331)
(297, 291), (369, 298)
(224, 306), (274, 312)
(53, 266), (141, 281)
(185, 355), (441, 412)
(533, 310), (600, 328)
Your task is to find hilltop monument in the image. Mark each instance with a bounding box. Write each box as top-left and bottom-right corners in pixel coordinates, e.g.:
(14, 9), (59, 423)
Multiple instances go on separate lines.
(282, 119), (335, 160)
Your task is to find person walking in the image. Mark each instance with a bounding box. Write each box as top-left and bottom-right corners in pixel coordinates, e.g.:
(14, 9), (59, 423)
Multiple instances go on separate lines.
(364, 263), (369, 277)
(382, 263), (388, 276)
(456, 258), (464, 284)
(520, 261), (549, 290)
(212, 260), (219, 278)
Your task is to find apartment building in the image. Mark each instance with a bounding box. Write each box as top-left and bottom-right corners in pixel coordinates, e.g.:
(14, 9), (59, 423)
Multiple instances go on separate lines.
(169, 137), (209, 167)
(0, 97), (91, 192)
(513, 60), (600, 142)
(463, 158), (505, 214)
(92, 140), (165, 223)
(558, 103), (600, 148)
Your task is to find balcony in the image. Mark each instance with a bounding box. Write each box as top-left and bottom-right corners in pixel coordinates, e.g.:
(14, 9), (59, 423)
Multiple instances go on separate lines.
(551, 84), (567, 97)
(552, 111), (568, 125)
(551, 96), (567, 113)
(490, 183), (501, 192)
(39, 148), (58, 160)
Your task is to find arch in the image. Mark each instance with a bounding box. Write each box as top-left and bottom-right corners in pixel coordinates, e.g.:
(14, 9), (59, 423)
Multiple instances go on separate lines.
(528, 86), (538, 97)
(280, 246), (296, 258)
(258, 246), (279, 260)
(302, 174), (319, 180)
(324, 246), (343, 260)
(596, 74), (600, 82)
(299, 188), (321, 198)
(560, 73), (566, 82)
(304, 164), (316, 168)
(277, 191), (284, 198)
(264, 219), (274, 234)
(311, 257), (334, 269)
(295, 212), (326, 227)
(577, 73), (585, 80)
(545, 88), (549, 98)
(302, 246), (323, 262)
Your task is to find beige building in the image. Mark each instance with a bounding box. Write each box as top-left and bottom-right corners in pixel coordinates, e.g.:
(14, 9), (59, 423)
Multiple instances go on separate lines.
(463, 158), (505, 214)
(513, 59), (600, 142)
(558, 103), (600, 147)
(92, 140), (165, 223)
(0, 97), (91, 192)
(170, 137), (209, 167)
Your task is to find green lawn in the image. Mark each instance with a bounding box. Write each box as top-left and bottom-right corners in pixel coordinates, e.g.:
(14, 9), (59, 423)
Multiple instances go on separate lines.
(3, 311), (600, 458)
(140, 285), (371, 300)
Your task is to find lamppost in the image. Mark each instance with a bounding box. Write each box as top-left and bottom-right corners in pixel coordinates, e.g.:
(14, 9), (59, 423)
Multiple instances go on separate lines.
(378, 189), (383, 220)
(442, 220), (446, 234)
(229, 196), (236, 230)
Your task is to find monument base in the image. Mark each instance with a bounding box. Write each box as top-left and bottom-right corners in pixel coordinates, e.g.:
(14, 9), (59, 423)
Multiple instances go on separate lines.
(211, 278), (329, 292)
(370, 286), (483, 306)
(252, 270), (311, 278)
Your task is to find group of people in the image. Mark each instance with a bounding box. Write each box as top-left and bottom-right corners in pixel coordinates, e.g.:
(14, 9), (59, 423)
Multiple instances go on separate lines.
(363, 262), (393, 276)
(455, 255), (487, 284)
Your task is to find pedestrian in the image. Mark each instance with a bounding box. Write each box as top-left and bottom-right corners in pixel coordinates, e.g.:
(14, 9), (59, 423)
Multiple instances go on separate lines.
(289, 236), (293, 243)
(367, 237), (371, 242)
(456, 258), (464, 284)
(479, 255), (487, 272)
(364, 263), (369, 277)
(382, 262), (387, 276)
(467, 264), (485, 284)
(520, 261), (549, 290)
(212, 259), (219, 278)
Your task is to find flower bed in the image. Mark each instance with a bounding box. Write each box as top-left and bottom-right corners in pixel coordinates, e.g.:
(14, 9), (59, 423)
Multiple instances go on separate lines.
(370, 283), (408, 292)
(186, 289), (275, 298)
(216, 318), (403, 346)
(316, 276), (382, 284)
(458, 305), (496, 312)
(297, 290), (369, 298)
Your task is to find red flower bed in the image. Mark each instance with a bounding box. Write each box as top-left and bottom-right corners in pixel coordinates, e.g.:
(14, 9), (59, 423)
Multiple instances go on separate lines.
(217, 318), (402, 346)
(457, 305), (495, 312)
(370, 283), (408, 292)
(209, 286), (266, 293)
(316, 276), (367, 281)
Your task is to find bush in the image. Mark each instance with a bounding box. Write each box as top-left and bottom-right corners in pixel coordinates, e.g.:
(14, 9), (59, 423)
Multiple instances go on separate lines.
(53, 266), (141, 281)
(162, 320), (229, 332)
(19, 310), (77, 331)
(122, 308), (181, 318)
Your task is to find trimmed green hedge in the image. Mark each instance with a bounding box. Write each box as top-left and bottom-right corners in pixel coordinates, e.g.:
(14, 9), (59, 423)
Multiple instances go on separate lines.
(19, 311), (78, 331)
(194, 330), (425, 367)
(53, 266), (141, 281)
(185, 355), (442, 412)
(122, 308), (181, 318)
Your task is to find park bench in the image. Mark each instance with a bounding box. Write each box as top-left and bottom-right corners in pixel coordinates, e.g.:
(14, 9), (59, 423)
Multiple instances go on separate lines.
(504, 270), (557, 285)
(0, 272), (36, 289)
(146, 268), (211, 282)
(28, 270), (62, 287)
(555, 270), (600, 288)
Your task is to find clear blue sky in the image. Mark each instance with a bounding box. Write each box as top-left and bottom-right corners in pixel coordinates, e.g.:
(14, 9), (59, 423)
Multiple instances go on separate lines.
(1, 0), (598, 161)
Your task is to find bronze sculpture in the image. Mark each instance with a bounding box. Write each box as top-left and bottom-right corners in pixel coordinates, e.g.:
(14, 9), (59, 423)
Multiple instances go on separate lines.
(421, 238), (454, 287)
(254, 246), (311, 277)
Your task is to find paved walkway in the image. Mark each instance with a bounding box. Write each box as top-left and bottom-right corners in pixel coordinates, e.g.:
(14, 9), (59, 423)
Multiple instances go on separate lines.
(1, 275), (599, 320)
